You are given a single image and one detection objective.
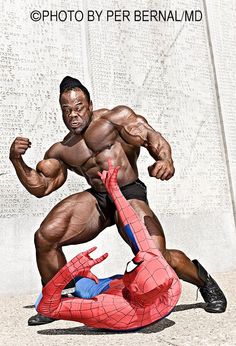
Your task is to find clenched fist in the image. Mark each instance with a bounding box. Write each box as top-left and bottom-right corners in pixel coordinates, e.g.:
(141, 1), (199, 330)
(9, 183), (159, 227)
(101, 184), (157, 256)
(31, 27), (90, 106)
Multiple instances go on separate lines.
(148, 159), (175, 181)
(9, 137), (31, 160)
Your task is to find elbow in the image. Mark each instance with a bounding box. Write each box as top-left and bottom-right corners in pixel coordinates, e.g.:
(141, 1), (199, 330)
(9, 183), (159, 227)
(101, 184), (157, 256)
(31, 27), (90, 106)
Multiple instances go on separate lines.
(34, 193), (45, 199)
(33, 190), (51, 198)
(37, 304), (54, 317)
(27, 187), (48, 198)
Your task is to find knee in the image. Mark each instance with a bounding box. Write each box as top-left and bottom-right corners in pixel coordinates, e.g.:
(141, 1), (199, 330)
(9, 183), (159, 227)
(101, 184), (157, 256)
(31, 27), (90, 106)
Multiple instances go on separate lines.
(34, 225), (58, 253)
(163, 249), (186, 270)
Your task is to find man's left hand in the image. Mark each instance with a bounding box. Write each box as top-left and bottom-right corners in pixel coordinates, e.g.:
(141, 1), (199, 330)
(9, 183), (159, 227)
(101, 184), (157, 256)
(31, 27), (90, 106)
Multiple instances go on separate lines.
(148, 160), (175, 181)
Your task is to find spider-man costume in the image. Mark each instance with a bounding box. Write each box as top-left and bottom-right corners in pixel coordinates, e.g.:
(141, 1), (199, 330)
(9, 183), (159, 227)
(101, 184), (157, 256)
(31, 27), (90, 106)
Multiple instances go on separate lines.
(37, 160), (181, 330)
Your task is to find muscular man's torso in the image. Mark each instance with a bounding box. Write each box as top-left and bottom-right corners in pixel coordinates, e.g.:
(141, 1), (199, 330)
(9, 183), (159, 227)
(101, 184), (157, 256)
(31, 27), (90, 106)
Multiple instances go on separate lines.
(49, 108), (140, 191)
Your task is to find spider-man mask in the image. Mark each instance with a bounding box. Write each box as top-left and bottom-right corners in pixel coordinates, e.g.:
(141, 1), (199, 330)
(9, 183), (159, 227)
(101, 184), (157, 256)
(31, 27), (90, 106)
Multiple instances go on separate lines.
(123, 251), (174, 306)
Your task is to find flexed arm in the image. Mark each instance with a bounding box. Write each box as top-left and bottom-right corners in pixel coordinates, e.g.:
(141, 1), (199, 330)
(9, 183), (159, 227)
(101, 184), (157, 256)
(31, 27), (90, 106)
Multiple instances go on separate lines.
(110, 106), (175, 181)
(9, 138), (67, 197)
(98, 160), (157, 253)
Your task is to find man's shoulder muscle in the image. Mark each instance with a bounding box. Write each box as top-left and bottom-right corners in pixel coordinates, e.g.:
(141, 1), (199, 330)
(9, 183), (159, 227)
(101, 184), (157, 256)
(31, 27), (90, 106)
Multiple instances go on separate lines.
(102, 105), (135, 125)
(103, 105), (148, 129)
(44, 142), (63, 160)
(93, 108), (110, 117)
(44, 130), (75, 159)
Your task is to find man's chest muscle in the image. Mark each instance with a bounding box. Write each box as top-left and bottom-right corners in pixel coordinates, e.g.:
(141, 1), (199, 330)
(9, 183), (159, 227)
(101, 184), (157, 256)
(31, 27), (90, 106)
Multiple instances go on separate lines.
(61, 121), (118, 168)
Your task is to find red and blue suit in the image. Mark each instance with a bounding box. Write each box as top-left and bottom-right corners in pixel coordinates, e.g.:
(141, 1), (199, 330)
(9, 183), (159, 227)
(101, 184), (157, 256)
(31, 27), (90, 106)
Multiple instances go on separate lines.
(36, 161), (181, 330)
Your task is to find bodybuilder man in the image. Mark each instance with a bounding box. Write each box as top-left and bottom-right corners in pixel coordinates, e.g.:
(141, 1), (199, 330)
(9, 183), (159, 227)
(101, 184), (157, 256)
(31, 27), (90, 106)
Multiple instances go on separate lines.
(9, 76), (226, 325)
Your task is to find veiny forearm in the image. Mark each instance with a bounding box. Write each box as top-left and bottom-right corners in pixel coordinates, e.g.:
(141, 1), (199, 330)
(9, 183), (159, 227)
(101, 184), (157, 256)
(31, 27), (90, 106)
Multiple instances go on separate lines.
(119, 112), (173, 163)
(10, 157), (47, 197)
(144, 131), (173, 162)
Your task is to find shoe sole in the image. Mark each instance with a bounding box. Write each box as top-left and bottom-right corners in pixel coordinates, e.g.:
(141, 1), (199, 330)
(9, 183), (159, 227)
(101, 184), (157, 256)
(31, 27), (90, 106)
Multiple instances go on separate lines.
(28, 318), (56, 326)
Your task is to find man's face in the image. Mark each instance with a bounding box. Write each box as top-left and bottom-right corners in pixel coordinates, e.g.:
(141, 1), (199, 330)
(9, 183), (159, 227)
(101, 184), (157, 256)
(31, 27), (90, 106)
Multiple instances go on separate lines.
(60, 88), (93, 134)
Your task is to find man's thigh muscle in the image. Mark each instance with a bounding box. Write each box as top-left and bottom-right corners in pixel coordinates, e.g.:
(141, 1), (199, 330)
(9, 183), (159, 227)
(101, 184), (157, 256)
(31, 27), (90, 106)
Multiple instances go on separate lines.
(38, 191), (110, 247)
(115, 199), (166, 253)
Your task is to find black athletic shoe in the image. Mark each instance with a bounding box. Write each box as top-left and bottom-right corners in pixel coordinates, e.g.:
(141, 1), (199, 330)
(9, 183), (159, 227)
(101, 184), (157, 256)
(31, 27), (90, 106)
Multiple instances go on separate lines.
(192, 259), (227, 313)
(28, 313), (56, 326)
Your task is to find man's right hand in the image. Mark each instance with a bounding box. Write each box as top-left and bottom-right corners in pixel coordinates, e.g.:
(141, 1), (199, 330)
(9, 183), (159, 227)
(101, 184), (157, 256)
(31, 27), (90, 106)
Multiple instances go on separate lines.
(9, 137), (31, 159)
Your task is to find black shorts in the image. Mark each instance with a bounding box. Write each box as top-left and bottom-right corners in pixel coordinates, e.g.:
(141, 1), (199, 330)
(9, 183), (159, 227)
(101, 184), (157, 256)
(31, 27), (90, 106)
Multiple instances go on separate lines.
(86, 179), (148, 223)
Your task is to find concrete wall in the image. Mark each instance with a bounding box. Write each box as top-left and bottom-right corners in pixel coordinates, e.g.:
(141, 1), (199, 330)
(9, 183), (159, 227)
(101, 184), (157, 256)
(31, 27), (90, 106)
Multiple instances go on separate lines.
(0, 0), (236, 294)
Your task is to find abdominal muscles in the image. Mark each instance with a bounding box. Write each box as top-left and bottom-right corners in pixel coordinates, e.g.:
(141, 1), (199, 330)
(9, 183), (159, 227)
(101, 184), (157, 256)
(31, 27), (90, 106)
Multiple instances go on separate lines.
(81, 142), (139, 191)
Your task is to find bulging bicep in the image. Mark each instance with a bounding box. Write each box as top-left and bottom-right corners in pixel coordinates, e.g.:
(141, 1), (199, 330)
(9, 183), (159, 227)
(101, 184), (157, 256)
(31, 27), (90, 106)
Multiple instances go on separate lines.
(36, 159), (63, 177)
(36, 158), (67, 194)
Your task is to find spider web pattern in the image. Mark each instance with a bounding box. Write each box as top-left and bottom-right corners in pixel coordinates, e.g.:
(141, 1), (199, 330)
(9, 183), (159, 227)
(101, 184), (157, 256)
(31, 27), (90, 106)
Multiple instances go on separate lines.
(37, 164), (181, 330)
(38, 263), (181, 330)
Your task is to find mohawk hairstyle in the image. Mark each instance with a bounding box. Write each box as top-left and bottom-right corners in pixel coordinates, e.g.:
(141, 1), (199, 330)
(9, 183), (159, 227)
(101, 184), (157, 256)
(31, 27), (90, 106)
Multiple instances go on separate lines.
(59, 76), (90, 102)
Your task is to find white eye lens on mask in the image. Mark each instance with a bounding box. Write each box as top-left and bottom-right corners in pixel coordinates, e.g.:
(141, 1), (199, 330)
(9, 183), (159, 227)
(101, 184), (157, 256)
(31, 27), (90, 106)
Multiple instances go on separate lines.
(125, 259), (139, 273)
(125, 259), (143, 273)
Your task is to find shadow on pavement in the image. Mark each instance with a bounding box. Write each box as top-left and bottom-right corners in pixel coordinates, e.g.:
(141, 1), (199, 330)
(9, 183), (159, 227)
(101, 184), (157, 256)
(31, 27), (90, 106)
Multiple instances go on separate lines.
(23, 305), (35, 309)
(37, 302), (205, 335)
(37, 318), (175, 335)
(174, 302), (206, 312)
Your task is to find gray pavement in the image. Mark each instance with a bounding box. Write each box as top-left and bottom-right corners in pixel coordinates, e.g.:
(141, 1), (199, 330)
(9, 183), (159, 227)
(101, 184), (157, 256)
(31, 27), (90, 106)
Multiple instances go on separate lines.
(0, 271), (235, 346)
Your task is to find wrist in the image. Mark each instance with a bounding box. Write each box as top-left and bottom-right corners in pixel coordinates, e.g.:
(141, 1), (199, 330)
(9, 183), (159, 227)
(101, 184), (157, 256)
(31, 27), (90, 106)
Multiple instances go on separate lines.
(9, 154), (22, 161)
(158, 157), (173, 163)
